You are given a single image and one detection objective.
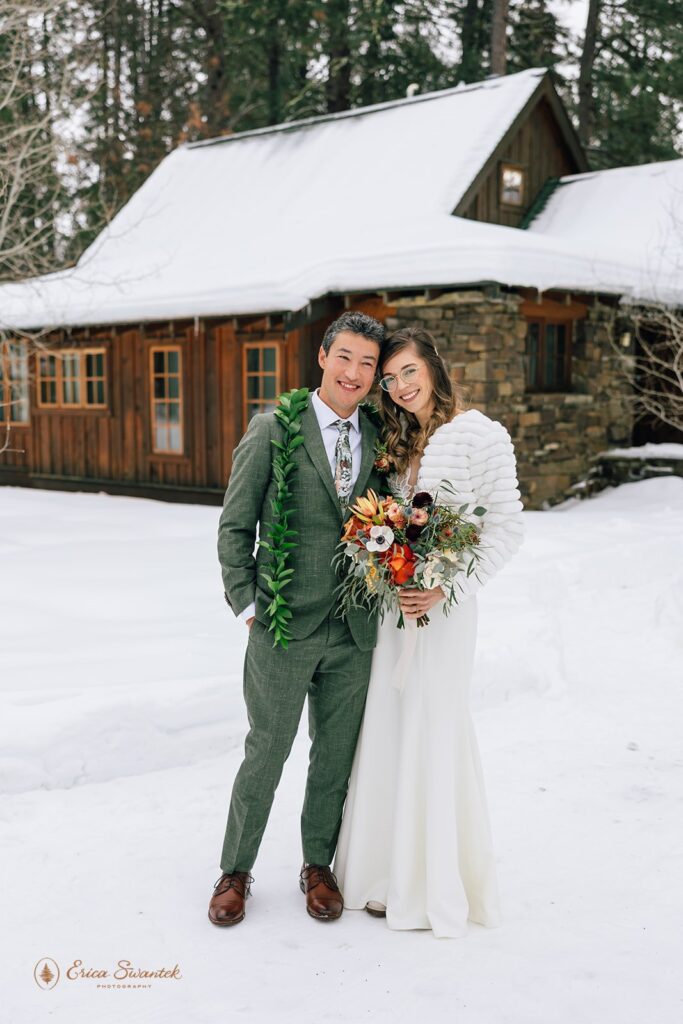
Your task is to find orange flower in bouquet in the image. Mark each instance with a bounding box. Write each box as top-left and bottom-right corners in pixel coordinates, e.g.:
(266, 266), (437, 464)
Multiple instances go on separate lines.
(383, 543), (416, 586)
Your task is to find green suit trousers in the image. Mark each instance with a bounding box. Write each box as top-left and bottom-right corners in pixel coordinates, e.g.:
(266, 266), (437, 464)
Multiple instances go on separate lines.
(220, 612), (373, 873)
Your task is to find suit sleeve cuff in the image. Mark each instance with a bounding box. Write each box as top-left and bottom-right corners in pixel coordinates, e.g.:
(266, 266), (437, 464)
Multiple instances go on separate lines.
(239, 602), (256, 623)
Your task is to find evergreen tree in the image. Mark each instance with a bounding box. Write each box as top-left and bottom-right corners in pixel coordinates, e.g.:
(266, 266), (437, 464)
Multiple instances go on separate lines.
(210, 1), (323, 129)
(5, 0), (683, 272)
(588, 0), (683, 168)
(507, 0), (568, 73)
(352, 1), (455, 107)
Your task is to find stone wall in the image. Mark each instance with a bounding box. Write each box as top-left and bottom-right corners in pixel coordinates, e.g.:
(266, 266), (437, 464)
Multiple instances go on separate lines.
(385, 290), (634, 509)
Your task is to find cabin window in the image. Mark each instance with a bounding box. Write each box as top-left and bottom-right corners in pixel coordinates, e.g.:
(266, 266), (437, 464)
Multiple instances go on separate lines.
(85, 351), (107, 405)
(500, 163), (525, 207)
(0, 340), (30, 423)
(36, 348), (107, 409)
(38, 355), (58, 406)
(525, 320), (572, 391)
(243, 343), (281, 429)
(62, 352), (81, 405)
(150, 346), (183, 454)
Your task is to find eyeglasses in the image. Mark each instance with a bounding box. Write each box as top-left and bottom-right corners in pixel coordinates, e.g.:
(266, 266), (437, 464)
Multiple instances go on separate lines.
(378, 365), (419, 392)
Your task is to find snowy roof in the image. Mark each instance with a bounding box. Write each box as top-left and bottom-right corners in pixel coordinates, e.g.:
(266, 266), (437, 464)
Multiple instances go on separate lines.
(525, 159), (683, 304)
(1, 68), (683, 330)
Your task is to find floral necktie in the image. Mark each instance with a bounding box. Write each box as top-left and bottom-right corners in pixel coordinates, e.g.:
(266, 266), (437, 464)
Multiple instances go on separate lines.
(332, 419), (352, 508)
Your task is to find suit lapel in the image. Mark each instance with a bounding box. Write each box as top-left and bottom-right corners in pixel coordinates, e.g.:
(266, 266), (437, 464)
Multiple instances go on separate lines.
(348, 411), (378, 506)
(301, 402), (343, 518)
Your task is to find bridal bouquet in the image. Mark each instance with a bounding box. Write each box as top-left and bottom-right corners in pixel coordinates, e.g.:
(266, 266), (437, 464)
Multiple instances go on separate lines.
(333, 485), (486, 628)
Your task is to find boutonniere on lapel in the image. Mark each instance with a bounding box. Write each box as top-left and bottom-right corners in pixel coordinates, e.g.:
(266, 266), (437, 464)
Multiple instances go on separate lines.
(358, 399), (390, 475)
(259, 387), (310, 650)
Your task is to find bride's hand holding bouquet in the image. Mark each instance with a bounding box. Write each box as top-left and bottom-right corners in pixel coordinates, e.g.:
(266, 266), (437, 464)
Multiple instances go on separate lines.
(398, 583), (445, 621)
(334, 485), (486, 629)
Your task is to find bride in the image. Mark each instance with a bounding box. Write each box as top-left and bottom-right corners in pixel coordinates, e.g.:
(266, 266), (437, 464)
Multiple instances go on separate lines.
(334, 325), (524, 938)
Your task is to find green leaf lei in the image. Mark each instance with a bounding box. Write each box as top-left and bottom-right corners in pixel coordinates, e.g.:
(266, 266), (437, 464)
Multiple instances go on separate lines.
(259, 387), (310, 649)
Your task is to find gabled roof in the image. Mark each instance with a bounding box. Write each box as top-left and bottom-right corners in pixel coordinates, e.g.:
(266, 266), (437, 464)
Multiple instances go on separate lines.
(1, 69), (682, 329)
(453, 71), (588, 216)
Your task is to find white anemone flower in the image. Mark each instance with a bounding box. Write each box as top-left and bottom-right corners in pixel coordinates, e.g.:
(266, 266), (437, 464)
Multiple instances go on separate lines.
(365, 524), (394, 552)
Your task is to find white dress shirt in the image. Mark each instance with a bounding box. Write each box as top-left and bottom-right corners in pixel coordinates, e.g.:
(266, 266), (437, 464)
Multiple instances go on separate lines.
(239, 389), (362, 623)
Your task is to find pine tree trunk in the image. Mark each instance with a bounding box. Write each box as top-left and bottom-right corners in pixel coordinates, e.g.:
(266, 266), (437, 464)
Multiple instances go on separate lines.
(326, 0), (351, 113)
(202, 3), (231, 136)
(266, 1), (283, 125)
(578, 0), (601, 147)
(460, 0), (481, 83)
(490, 0), (509, 76)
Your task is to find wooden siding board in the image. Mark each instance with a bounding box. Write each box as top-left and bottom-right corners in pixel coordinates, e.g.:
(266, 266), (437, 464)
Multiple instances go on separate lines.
(195, 323), (208, 485)
(49, 417), (58, 476)
(110, 333), (124, 480)
(37, 411), (49, 474)
(98, 417), (110, 479)
(79, 417), (88, 476)
(121, 331), (137, 481)
(219, 323), (240, 486)
(284, 327), (299, 389)
(205, 326), (222, 488)
(135, 330), (146, 481)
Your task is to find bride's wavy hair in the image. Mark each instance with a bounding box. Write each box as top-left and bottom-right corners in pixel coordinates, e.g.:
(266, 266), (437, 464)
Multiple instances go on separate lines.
(378, 326), (466, 474)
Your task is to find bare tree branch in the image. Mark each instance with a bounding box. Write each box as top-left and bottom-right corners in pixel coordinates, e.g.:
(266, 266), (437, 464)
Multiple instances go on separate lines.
(609, 304), (683, 435)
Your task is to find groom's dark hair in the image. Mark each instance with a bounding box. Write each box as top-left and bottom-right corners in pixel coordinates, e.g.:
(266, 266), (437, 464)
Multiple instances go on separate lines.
(321, 311), (385, 354)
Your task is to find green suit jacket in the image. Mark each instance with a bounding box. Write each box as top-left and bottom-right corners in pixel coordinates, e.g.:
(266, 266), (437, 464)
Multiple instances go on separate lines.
(218, 400), (381, 652)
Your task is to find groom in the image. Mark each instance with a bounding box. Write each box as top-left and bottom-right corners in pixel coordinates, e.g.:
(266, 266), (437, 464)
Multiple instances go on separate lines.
(209, 311), (385, 926)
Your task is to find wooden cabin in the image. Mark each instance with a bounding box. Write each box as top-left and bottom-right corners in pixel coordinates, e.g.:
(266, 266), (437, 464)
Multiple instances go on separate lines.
(0, 305), (364, 502)
(1, 67), (681, 508)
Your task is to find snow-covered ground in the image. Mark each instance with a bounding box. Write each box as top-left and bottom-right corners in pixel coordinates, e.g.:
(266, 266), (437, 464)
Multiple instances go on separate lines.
(2, 479), (682, 1023)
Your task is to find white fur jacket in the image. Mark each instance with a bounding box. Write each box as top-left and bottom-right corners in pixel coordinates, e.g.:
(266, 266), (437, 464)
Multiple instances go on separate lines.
(416, 408), (524, 599)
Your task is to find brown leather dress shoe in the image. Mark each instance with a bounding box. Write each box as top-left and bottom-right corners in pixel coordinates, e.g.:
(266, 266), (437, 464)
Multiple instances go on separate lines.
(299, 864), (344, 921)
(208, 871), (253, 927)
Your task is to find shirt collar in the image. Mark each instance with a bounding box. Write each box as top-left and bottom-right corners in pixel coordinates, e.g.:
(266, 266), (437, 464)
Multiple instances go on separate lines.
(311, 389), (360, 433)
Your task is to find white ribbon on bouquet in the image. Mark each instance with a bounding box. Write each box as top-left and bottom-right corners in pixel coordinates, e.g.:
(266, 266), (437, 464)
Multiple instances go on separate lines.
(392, 617), (419, 693)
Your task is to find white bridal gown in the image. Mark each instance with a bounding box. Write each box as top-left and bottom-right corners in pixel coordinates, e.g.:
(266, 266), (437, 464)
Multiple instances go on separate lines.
(335, 409), (524, 938)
